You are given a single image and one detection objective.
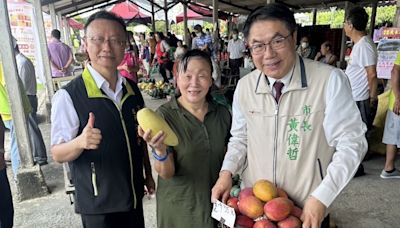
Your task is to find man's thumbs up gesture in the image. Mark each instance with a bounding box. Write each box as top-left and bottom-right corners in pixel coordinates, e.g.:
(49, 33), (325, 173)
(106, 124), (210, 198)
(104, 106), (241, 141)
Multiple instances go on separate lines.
(79, 112), (102, 150)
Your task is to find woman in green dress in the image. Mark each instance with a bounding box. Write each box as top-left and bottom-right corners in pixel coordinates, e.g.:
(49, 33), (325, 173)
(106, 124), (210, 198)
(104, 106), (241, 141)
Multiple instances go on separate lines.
(139, 49), (231, 228)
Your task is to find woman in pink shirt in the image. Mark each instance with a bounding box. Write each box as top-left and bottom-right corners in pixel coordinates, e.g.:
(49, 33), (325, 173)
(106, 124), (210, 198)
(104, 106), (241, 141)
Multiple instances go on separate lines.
(117, 33), (139, 82)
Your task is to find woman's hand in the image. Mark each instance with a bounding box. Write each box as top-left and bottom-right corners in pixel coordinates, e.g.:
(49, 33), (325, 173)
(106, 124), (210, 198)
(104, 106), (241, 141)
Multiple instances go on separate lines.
(138, 126), (167, 156)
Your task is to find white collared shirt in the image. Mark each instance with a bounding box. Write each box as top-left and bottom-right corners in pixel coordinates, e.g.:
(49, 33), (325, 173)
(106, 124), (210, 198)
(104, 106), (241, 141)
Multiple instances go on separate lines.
(51, 64), (126, 145)
(266, 65), (294, 98)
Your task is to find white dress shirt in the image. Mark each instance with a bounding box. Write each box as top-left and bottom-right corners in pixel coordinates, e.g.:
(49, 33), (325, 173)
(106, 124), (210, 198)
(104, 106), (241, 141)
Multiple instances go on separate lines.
(51, 64), (125, 146)
(16, 53), (37, 96)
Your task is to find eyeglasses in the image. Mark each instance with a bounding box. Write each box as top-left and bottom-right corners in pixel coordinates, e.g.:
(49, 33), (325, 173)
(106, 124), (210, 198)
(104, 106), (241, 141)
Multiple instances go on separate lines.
(249, 33), (293, 55)
(85, 36), (125, 47)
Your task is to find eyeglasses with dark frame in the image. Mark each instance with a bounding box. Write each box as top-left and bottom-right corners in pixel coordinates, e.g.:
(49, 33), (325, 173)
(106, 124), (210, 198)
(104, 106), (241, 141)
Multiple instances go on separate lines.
(249, 33), (293, 55)
(85, 36), (126, 47)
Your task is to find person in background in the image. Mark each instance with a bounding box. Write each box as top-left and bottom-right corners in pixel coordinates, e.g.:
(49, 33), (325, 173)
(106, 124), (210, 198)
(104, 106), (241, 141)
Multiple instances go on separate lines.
(0, 58), (47, 180)
(172, 40), (188, 85)
(174, 40), (186, 61)
(47, 29), (74, 77)
(314, 41), (338, 66)
(211, 4), (367, 228)
(344, 6), (378, 177)
(192, 24), (213, 55)
(139, 49), (231, 228)
(296, 35), (316, 59)
(190, 32), (196, 48)
(13, 37), (47, 165)
(205, 28), (211, 36)
(13, 37), (38, 122)
(227, 29), (246, 76)
(148, 32), (157, 64)
(139, 33), (150, 78)
(117, 32), (139, 83)
(0, 105), (13, 228)
(381, 51), (400, 178)
(166, 32), (178, 48)
(153, 32), (173, 83)
(51, 11), (154, 228)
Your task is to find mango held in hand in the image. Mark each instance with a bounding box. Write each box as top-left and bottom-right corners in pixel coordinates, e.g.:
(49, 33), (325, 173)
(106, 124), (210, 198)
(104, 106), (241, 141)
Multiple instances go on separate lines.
(137, 108), (178, 146)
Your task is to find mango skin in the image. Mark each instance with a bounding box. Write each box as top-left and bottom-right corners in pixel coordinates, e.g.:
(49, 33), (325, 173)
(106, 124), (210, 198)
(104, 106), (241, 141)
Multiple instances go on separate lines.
(137, 108), (179, 146)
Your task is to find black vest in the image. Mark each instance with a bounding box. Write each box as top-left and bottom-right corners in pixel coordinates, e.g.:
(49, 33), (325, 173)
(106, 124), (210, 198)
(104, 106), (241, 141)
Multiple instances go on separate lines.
(64, 74), (144, 214)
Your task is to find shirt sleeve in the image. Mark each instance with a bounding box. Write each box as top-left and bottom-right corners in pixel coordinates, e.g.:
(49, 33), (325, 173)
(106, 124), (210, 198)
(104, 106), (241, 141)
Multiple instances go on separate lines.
(220, 83), (248, 174)
(18, 62), (29, 91)
(311, 69), (368, 207)
(358, 40), (377, 67)
(51, 89), (80, 146)
(395, 51), (400, 65)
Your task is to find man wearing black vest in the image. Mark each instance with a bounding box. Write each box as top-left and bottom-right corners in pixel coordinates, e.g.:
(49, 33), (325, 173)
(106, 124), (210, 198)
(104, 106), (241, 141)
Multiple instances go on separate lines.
(50, 11), (154, 228)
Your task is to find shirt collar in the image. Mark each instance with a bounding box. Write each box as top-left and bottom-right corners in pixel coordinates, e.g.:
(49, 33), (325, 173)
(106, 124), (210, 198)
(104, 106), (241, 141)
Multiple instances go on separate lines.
(86, 64), (125, 91)
(266, 64), (295, 90)
(170, 95), (217, 113)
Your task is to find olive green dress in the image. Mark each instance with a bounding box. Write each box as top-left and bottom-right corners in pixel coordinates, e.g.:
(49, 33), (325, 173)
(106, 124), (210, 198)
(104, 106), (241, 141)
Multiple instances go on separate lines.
(156, 97), (231, 228)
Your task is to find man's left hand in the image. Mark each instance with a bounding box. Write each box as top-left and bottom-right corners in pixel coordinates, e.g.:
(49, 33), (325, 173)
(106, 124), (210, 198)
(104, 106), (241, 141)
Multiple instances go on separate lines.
(370, 97), (378, 109)
(144, 175), (156, 196)
(301, 196), (326, 228)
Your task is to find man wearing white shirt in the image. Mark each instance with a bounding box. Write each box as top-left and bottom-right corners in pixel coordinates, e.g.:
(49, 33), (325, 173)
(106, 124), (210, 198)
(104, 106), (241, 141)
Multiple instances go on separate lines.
(344, 6), (378, 177)
(227, 29), (246, 76)
(211, 4), (367, 228)
(50, 11), (153, 228)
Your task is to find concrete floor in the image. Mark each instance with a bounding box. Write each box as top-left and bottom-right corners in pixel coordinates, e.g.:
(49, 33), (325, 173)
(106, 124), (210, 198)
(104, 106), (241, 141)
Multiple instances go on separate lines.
(5, 90), (400, 228)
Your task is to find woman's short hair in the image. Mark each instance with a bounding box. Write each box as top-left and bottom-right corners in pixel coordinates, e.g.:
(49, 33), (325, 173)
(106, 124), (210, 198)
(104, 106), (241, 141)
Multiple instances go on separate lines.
(178, 49), (213, 76)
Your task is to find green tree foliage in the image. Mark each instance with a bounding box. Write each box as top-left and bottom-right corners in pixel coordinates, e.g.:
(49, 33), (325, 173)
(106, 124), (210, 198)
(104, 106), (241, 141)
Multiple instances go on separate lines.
(298, 5), (396, 29)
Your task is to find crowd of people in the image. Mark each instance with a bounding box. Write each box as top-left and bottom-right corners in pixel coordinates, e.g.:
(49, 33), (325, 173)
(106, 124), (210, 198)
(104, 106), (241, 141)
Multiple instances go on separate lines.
(0, 2), (399, 228)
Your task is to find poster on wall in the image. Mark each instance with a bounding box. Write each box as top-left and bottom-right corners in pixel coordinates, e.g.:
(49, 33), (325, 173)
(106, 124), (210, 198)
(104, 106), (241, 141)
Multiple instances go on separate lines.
(377, 39), (400, 79)
(376, 27), (400, 79)
(7, 0), (52, 83)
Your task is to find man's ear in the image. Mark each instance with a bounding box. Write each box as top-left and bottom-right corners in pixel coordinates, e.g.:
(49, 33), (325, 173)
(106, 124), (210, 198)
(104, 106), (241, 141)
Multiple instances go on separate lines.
(292, 30), (298, 46)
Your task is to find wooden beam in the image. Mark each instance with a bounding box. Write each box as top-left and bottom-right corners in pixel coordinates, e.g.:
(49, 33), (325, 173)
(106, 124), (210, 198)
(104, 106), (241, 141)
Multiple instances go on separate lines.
(49, 3), (57, 30)
(33, 0), (55, 103)
(369, 1), (377, 38)
(394, 0), (400, 27)
(164, 0), (168, 33)
(0, 0), (34, 168)
(151, 2), (155, 32)
(65, 0), (119, 18)
(312, 8), (317, 25)
(183, 3), (189, 46)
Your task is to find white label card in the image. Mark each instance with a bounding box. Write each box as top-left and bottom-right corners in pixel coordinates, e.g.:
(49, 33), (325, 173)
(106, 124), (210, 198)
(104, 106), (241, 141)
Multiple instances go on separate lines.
(211, 200), (236, 228)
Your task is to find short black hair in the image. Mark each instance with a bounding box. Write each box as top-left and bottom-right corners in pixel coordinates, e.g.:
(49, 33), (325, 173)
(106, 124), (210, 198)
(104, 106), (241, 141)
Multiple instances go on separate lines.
(323, 41), (332, 51)
(178, 49), (213, 76)
(156, 32), (165, 40)
(51, 29), (61, 40)
(243, 3), (296, 39)
(84, 11), (126, 34)
(232, 29), (239, 34)
(346, 6), (369, 31)
(194, 24), (202, 31)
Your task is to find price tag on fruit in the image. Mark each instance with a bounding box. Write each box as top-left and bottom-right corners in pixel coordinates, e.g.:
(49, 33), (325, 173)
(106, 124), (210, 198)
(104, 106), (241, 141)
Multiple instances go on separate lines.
(211, 200), (236, 228)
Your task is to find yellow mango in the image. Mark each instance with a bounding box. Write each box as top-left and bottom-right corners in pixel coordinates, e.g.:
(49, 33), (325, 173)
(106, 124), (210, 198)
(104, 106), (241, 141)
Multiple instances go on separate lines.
(137, 108), (178, 146)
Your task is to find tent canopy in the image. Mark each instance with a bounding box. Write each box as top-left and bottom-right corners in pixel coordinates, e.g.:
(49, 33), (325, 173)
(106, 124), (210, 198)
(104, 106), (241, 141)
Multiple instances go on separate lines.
(108, 0), (151, 24)
(68, 18), (84, 30)
(176, 9), (207, 23)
